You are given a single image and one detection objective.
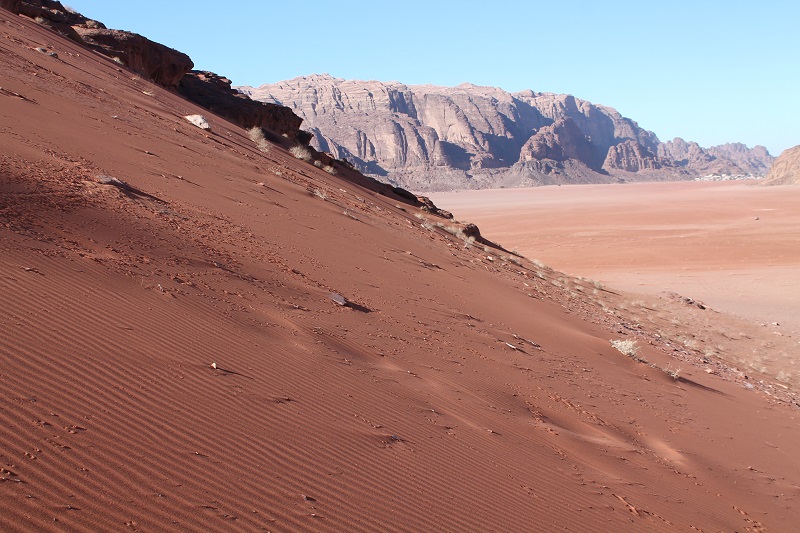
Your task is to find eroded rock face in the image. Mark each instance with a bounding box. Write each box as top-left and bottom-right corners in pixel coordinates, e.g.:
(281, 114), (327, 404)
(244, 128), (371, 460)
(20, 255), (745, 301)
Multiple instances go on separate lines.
(707, 143), (773, 174)
(73, 27), (192, 87)
(657, 138), (713, 167)
(178, 71), (305, 141)
(762, 145), (800, 185)
(657, 138), (774, 176)
(603, 140), (663, 172)
(17, 0), (88, 23)
(11, 2), (191, 88)
(241, 75), (775, 191)
(519, 118), (598, 166)
(12, 0), (98, 41)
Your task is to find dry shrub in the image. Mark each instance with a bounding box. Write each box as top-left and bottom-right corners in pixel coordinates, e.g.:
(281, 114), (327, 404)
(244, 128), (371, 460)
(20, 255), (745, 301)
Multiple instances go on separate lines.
(289, 145), (313, 162)
(611, 338), (638, 357)
(248, 127), (271, 153)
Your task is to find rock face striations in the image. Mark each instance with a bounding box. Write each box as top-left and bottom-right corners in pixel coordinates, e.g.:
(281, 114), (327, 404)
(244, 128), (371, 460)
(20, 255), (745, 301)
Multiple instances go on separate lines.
(241, 75), (774, 191)
(762, 145), (800, 185)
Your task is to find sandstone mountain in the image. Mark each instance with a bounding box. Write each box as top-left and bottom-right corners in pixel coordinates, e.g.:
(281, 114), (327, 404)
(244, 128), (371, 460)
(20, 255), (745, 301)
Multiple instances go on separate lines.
(762, 145), (800, 185)
(240, 75), (774, 191)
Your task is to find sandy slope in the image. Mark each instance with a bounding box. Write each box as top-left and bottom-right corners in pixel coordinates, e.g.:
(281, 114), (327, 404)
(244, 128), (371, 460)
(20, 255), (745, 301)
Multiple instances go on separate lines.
(2, 11), (800, 531)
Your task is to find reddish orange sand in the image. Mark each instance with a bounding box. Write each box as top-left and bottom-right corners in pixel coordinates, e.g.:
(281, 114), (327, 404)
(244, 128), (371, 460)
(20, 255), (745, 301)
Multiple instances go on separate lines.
(432, 181), (800, 335)
(2, 11), (800, 531)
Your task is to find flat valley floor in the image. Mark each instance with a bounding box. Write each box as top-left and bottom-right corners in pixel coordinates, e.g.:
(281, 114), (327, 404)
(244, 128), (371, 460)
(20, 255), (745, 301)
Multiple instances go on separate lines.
(432, 181), (800, 336)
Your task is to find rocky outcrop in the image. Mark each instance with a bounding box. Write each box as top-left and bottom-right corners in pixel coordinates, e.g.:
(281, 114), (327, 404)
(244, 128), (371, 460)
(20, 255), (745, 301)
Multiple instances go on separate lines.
(502, 117), (609, 185)
(12, 0), (97, 41)
(242, 75), (775, 191)
(9, 1), (308, 144)
(519, 118), (598, 166)
(73, 27), (192, 87)
(0, 0), (20, 13)
(707, 143), (773, 174)
(16, 0), (89, 24)
(11, 1), (192, 88)
(657, 138), (714, 167)
(762, 145), (800, 185)
(177, 71), (306, 141)
(604, 140), (664, 172)
(657, 138), (773, 176)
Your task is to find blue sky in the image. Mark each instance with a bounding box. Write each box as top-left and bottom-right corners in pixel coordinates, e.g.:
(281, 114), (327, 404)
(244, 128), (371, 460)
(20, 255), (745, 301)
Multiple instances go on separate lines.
(65, 1), (798, 155)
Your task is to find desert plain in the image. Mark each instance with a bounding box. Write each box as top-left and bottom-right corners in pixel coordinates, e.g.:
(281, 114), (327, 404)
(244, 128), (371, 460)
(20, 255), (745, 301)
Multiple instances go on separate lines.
(431, 181), (800, 335)
(2, 7), (800, 532)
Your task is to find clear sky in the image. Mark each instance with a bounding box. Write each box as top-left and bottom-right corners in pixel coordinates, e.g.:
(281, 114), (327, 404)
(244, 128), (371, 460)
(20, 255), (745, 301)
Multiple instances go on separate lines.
(65, 0), (798, 156)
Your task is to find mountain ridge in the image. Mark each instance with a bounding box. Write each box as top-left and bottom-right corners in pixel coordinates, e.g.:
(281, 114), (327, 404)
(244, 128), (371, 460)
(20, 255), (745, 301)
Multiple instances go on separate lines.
(762, 145), (800, 185)
(240, 74), (774, 191)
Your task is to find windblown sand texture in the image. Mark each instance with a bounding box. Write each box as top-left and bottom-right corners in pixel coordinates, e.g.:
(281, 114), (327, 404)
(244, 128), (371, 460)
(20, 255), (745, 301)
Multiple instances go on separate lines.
(2, 12), (800, 532)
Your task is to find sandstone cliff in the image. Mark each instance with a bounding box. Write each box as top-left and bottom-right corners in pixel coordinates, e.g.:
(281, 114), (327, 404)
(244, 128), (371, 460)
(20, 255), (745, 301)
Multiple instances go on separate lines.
(241, 75), (774, 191)
(762, 145), (800, 185)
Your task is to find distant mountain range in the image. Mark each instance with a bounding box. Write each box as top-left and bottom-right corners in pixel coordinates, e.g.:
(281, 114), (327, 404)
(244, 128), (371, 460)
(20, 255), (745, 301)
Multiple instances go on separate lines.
(239, 75), (774, 191)
(763, 145), (800, 185)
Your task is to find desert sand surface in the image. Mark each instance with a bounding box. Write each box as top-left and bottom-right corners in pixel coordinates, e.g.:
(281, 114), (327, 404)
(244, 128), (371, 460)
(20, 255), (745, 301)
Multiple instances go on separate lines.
(432, 181), (800, 334)
(2, 10), (800, 532)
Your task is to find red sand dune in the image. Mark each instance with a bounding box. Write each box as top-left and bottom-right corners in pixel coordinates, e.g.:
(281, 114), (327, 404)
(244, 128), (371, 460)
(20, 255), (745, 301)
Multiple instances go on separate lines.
(2, 11), (800, 532)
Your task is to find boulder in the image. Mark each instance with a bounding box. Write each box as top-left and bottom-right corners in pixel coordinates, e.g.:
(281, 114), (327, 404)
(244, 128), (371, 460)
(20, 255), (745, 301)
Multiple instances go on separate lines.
(184, 115), (210, 131)
(461, 223), (481, 240)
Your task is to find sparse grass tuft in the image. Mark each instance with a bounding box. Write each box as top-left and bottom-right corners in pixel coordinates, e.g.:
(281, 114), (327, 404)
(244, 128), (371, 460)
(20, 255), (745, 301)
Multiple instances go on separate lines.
(532, 259), (549, 270)
(248, 127), (271, 153)
(323, 165), (337, 175)
(312, 188), (328, 200)
(665, 365), (682, 380)
(611, 339), (639, 358)
(289, 145), (313, 162)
